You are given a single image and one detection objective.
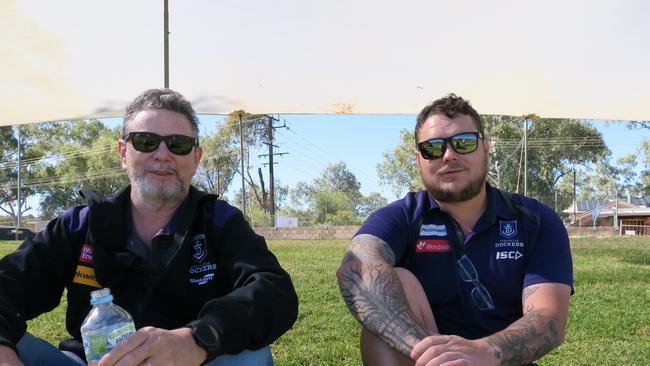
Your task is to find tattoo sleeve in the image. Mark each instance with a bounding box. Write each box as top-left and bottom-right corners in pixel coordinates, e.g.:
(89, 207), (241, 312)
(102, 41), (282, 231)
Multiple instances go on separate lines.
(336, 234), (428, 357)
(484, 285), (563, 365)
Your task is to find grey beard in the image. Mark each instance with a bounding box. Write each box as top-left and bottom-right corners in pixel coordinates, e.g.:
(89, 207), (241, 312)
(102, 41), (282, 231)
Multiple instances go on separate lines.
(129, 170), (186, 203)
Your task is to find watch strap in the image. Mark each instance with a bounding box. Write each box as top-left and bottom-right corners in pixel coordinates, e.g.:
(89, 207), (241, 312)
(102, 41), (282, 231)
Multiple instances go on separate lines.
(186, 320), (222, 363)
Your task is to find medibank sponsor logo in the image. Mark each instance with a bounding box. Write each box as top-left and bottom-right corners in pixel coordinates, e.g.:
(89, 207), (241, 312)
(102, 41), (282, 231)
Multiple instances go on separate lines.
(419, 224), (447, 237)
(415, 239), (451, 253)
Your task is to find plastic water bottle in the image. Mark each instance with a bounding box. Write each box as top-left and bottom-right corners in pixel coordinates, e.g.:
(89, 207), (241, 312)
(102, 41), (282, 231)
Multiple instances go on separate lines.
(80, 288), (136, 365)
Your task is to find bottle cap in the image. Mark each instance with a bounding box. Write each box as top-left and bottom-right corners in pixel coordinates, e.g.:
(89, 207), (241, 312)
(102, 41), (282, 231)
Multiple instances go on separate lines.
(90, 288), (114, 305)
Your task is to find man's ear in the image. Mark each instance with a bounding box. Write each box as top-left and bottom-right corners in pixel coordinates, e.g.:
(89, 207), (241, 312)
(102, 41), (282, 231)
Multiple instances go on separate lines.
(118, 139), (128, 169)
(482, 136), (491, 154)
(193, 146), (203, 166)
(415, 149), (423, 170)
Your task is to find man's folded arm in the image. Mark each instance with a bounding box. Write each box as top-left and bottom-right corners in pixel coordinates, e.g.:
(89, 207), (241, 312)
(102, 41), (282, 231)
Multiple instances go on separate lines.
(483, 282), (572, 365)
(337, 233), (428, 358)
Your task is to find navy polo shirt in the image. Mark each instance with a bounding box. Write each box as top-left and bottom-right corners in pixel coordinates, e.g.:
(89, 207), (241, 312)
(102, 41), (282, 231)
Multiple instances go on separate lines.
(355, 184), (573, 339)
(124, 197), (190, 271)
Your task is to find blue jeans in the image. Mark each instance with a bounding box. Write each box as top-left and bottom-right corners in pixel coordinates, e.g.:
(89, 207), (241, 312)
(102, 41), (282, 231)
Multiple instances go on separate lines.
(17, 333), (274, 366)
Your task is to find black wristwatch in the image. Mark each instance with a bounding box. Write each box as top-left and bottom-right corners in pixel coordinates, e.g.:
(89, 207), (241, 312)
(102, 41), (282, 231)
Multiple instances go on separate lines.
(187, 320), (222, 362)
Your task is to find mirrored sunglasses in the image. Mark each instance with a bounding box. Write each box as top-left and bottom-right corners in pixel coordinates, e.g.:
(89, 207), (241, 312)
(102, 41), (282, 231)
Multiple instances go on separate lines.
(457, 254), (495, 311)
(123, 132), (198, 156)
(417, 131), (483, 160)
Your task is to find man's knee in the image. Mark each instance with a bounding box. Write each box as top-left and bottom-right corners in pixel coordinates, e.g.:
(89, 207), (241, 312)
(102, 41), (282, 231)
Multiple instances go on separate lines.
(207, 346), (273, 366)
(393, 268), (436, 333)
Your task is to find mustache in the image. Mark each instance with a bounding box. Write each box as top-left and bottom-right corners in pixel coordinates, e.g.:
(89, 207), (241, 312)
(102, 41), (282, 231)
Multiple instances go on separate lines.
(435, 163), (466, 175)
(144, 162), (178, 172)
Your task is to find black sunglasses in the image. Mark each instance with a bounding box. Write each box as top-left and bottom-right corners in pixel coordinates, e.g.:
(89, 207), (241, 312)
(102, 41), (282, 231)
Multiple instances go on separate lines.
(457, 254), (495, 311)
(416, 132), (483, 160)
(122, 132), (199, 156)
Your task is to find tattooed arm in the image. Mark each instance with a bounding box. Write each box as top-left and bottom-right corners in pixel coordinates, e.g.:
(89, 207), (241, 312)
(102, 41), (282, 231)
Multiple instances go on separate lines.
(482, 282), (572, 365)
(410, 283), (571, 366)
(336, 233), (429, 358)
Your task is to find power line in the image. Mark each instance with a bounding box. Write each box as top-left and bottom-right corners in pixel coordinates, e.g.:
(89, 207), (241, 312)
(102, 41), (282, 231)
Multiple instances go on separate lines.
(277, 127), (377, 182)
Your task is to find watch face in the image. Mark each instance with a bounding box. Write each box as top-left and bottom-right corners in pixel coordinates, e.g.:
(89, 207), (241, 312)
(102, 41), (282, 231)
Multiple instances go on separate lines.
(195, 323), (220, 348)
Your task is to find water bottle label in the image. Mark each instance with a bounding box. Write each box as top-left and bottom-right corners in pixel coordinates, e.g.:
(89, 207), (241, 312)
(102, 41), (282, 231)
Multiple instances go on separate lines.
(107, 323), (136, 348)
(82, 322), (135, 361)
(83, 333), (108, 361)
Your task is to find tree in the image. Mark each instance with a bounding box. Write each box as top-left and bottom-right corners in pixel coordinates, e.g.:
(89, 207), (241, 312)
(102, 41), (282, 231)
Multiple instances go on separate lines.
(638, 140), (650, 196)
(487, 118), (607, 207)
(376, 129), (423, 198)
(231, 181), (288, 226)
(0, 122), (78, 224)
(626, 120), (650, 131)
(357, 192), (388, 218)
(197, 111), (273, 210)
(34, 121), (128, 218)
(194, 131), (239, 197)
(0, 125), (23, 224)
(283, 162), (385, 225)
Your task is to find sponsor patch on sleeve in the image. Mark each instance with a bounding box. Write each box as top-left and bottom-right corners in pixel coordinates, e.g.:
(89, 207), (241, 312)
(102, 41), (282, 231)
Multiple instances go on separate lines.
(78, 243), (93, 264)
(415, 239), (451, 253)
(73, 265), (101, 288)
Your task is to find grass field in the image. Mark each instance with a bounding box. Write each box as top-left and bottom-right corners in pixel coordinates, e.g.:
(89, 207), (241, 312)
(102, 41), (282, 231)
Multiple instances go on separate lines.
(1, 236), (649, 365)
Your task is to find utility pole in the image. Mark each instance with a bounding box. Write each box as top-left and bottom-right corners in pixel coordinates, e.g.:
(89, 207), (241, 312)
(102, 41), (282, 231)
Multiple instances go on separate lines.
(163, 0), (169, 88)
(523, 117), (529, 196)
(573, 166), (577, 224)
(258, 116), (288, 225)
(614, 185), (619, 230)
(15, 127), (21, 240)
(239, 114), (246, 216)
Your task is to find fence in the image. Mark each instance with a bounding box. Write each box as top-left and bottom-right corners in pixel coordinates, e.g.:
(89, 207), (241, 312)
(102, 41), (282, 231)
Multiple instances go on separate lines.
(619, 224), (650, 236)
(253, 225), (648, 239)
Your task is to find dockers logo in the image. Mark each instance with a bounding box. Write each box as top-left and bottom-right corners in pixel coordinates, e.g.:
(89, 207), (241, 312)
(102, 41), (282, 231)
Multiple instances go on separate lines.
(191, 234), (207, 263)
(415, 239), (451, 253)
(419, 224), (447, 237)
(189, 262), (217, 285)
(500, 220), (518, 238)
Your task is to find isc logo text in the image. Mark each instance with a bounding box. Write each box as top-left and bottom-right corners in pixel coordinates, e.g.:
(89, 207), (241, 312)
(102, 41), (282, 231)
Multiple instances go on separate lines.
(496, 251), (523, 260)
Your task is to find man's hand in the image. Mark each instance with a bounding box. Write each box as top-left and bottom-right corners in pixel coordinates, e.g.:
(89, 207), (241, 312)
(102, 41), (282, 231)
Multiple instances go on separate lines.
(97, 327), (207, 366)
(411, 335), (499, 366)
(0, 346), (22, 366)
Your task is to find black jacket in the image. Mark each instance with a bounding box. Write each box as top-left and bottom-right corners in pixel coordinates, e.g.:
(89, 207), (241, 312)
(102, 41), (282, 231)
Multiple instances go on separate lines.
(0, 186), (298, 357)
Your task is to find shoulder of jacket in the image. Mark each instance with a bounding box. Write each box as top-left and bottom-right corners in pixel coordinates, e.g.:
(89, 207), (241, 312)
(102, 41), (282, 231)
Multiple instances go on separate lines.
(204, 199), (243, 228)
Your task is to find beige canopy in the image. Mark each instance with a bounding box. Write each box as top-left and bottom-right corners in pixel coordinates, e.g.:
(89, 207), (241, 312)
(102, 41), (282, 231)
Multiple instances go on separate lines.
(2, 0), (649, 126)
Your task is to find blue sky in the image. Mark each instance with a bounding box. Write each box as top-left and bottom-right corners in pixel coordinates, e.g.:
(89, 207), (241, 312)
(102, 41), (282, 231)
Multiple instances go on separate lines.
(195, 115), (649, 203)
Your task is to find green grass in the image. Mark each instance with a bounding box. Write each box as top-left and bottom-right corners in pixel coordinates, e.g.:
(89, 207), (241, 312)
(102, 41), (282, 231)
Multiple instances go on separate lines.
(2, 236), (649, 365)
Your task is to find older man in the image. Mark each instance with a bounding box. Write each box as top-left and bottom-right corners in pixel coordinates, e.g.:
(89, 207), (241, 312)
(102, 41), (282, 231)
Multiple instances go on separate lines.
(0, 89), (298, 366)
(337, 94), (573, 366)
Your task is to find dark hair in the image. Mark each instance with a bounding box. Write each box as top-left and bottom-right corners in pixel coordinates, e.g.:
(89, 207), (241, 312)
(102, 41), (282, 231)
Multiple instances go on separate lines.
(414, 93), (484, 142)
(123, 88), (199, 137)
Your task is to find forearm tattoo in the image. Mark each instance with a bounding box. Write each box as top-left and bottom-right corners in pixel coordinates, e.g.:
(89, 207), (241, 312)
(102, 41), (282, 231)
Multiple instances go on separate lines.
(337, 234), (428, 357)
(484, 286), (562, 365)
